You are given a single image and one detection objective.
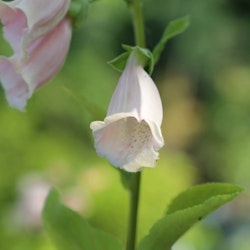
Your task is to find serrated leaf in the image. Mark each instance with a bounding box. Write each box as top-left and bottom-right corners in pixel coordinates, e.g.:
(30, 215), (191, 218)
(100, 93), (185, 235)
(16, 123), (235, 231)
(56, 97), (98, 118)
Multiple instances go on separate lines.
(42, 189), (124, 250)
(153, 16), (190, 65)
(138, 183), (242, 250)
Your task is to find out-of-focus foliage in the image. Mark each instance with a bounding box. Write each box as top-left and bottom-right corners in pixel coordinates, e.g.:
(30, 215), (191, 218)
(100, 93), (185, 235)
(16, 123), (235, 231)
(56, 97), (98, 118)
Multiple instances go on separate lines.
(43, 189), (124, 250)
(0, 0), (249, 249)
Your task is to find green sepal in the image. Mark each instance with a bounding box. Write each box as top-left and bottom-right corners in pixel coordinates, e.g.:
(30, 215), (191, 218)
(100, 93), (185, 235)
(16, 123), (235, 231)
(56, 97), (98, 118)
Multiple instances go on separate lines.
(68, 0), (90, 28)
(42, 189), (124, 250)
(108, 45), (154, 75)
(108, 52), (130, 73)
(153, 16), (190, 65)
(138, 183), (243, 250)
(134, 46), (154, 75)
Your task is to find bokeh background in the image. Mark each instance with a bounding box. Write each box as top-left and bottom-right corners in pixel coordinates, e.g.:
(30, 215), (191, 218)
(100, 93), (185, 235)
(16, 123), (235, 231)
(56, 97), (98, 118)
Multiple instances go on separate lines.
(0, 0), (250, 249)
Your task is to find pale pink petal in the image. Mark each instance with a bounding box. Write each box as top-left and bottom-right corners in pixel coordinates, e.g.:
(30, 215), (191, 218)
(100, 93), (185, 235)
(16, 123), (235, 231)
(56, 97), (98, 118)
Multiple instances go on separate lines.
(0, 19), (71, 110)
(0, 2), (13, 21)
(21, 18), (72, 93)
(13, 0), (70, 30)
(0, 3), (27, 55)
(0, 57), (29, 110)
(14, 0), (70, 46)
(0, 0), (70, 56)
(91, 115), (160, 172)
(107, 54), (163, 127)
(0, 0), (71, 110)
(146, 120), (164, 150)
(91, 112), (164, 172)
(136, 66), (163, 126)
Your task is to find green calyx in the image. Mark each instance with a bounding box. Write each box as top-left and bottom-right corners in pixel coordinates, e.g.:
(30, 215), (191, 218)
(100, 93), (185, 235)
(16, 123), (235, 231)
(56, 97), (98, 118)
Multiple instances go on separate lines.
(108, 45), (154, 75)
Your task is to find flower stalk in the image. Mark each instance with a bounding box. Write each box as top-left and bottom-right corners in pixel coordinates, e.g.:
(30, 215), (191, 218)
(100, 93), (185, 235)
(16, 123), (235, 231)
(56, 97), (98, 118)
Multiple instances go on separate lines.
(129, 0), (146, 48)
(126, 172), (141, 250)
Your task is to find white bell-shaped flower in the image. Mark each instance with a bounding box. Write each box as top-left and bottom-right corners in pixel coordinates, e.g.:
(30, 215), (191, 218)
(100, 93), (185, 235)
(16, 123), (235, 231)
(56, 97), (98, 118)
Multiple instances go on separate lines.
(90, 53), (164, 172)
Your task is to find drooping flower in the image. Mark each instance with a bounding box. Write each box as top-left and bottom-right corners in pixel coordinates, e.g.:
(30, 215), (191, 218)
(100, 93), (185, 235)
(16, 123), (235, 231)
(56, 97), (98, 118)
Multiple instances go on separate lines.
(0, 0), (71, 110)
(90, 53), (164, 172)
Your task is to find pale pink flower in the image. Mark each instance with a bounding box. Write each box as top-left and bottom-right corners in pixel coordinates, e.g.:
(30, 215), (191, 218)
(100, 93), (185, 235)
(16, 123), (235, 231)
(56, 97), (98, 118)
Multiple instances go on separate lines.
(11, 174), (51, 230)
(90, 53), (164, 172)
(0, 0), (71, 110)
(0, 0), (70, 57)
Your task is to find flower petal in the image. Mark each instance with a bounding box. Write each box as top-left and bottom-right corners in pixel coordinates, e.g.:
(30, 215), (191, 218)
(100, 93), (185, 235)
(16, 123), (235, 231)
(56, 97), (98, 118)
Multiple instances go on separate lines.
(136, 66), (163, 126)
(91, 113), (161, 172)
(0, 19), (71, 110)
(14, 0), (70, 46)
(0, 56), (29, 110)
(0, 3), (27, 56)
(0, 0), (70, 55)
(107, 54), (163, 127)
(146, 120), (164, 150)
(22, 18), (72, 93)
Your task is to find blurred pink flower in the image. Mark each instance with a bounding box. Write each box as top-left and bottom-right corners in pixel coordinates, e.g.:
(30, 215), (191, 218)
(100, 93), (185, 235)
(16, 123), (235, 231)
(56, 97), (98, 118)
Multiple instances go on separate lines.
(12, 174), (51, 230)
(0, 0), (71, 110)
(90, 53), (164, 172)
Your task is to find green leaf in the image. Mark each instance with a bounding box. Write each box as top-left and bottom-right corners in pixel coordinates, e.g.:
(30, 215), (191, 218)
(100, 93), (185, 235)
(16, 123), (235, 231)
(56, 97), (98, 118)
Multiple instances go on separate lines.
(166, 183), (242, 214)
(42, 189), (124, 250)
(153, 16), (190, 65)
(138, 183), (242, 250)
(108, 45), (154, 74)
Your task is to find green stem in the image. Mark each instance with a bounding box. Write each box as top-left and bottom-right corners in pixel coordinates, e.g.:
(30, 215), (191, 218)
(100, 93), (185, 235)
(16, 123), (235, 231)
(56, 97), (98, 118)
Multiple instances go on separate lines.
(129, 0), (146, 47)
(126, 172), (141, 250)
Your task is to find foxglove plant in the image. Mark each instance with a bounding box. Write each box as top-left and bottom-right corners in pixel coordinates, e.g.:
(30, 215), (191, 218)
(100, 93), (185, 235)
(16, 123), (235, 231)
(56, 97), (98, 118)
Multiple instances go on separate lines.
(90, 52), (164, 172)
(0, 0), (71, 110)
(0, 0), (241, 250)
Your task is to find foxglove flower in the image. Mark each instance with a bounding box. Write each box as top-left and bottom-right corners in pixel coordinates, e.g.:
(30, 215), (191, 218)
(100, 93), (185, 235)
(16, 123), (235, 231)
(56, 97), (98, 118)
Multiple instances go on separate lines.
(0, 0), (71, 110)
(90, 53), (164, 172)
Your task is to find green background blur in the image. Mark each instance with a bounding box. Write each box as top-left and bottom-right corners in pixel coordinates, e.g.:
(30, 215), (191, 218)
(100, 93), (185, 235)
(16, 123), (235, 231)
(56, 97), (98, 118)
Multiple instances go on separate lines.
(0, 0), (250, 249)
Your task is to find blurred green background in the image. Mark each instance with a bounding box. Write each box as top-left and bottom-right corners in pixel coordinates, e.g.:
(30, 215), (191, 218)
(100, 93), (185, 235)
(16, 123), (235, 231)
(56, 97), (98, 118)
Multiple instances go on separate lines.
(0, 0), (250, 249)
